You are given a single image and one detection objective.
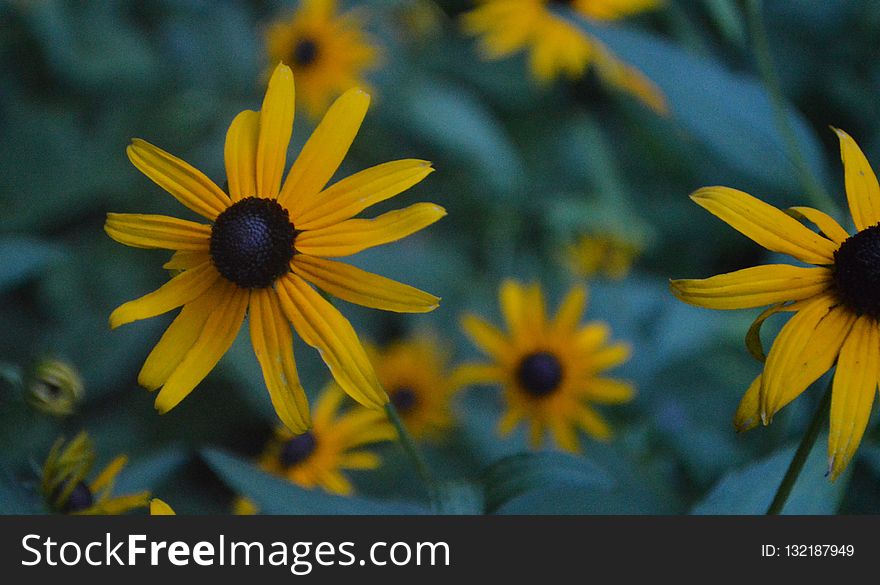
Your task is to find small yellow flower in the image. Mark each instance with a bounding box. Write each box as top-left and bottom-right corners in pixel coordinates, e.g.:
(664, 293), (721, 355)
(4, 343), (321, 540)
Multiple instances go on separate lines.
(41, 432), (150, 515)
(106, 63), (444, 433)
(565, 233), (641, 280)
(26, 358), (84, 417)
(255, 384), (396, 500)
(266, 0), (380, 118)
(150, 498), (175, 515)
(458, 280), (634, 452)
(671, 129), (880, 480)
(461, 0), (666, 112)
(370, 333), (461, 440)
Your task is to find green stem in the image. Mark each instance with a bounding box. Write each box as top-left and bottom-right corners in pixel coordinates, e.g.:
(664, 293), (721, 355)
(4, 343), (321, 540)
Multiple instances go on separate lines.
(765, 377), (832, 515)
(385, 403), (441, 512)
(745, 0), (838, 217)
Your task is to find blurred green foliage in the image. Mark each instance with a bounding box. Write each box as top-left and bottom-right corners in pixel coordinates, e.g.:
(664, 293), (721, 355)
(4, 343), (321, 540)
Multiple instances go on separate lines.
(1, 0), (879, 515)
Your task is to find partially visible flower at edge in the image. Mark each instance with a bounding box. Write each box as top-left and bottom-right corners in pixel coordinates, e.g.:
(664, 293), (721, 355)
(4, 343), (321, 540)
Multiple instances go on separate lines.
(460, 0), (667, 113)
(265, 0), (381, 118)
(565, 232), (641, 280)
(235, 384), (396, 513)
(150, 498), (175, 515)
(105, 63), (444, 434)
(457, 280), (634, 452)
(27, 357), (84, 417)
(41, 432), (150, 515)
(670, 128), (880, 480)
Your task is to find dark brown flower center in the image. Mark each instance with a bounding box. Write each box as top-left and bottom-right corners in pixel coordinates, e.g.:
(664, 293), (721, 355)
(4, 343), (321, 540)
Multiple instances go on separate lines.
(57, 481), (94, 514)
(390, 386), (419, 413)
(516, 352), (564, 397)
(279, 431), (317, 468)
(292, 38), (320, 67)
(210, 197), (297, 289)
(832, 224), (880, 318)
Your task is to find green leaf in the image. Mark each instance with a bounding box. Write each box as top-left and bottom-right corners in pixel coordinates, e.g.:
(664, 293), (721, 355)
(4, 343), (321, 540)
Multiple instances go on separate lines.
(561, 10), (830, 192)
(437, 481), (485, 515)
(691, 435), (849, 514)
(0, 238), (65, 292)
(481, 452), (613, 514)
(201, 448), (430, 515)
(114, 446), (190, 495)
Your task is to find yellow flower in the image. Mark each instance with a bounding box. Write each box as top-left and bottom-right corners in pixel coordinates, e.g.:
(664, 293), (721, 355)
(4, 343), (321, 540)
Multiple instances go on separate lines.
(41, 432), (150, 515)
(670, 129), (880, 480)
(565, 232), (640, 280)
(106, 63), (444, 433)
(26, 357), (84, 417)
(150, 498), (175, 515)
(461, 0), (666, 113)
(266, 0), (380, 118)
(369, 333), (461, 440)
(458, 280), (634, 452)
(256, 384), (396, 496)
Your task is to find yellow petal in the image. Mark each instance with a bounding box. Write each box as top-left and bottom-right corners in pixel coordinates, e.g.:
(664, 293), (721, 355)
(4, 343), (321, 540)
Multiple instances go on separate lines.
(105, 213), (210, 251)
(761, 295), (855, 422)
(249, 288), (310, 433)
(295, 203), (446, 257)
(670, 264), (832, 310)
(690, 187), (838, 265)
(277, 274), (387, 408)
(552, 284), (588, 335)
(109, 262), (219, 329)
(292, 160), (434, 231)
(150, 498), (176, 515)
(279, 88), (370, 214)
(733, 375), (762, 432)
(593, 40), (668, 115)
(828, 316), (878, 480)
(154, 281), (248, 414)
(574, 322), (610, 353)
(834, 128), (880, 231)
(138, 287), (216, 390)
(127, 139), (230, 220)
(575, 405), (612, 441)
(788, 206), (850, 245)
(257, 64), (295, 198)
(500, 280), (529, 339)
(460, 314), (511, 360)
(549, 420), (580, 453)
(339, 451), (382, 470)
(163, 250), (210, 270)
(89, 455), (127, 495)
(292, 255), (439, 313)
(224, 110), (260, 201)
(81, 492), (151, 515)
(452, 363), (504, 388)
(497, 408), (523, 436)
(313, 383), (346, 429)
(318, 469), (354, 496)
(588, 342), (631, 373)
(580, 378), (635, 404)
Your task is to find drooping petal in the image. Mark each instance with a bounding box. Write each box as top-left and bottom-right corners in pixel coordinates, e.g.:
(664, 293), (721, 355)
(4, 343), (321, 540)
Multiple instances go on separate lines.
(292, 160), (434, 231)
(138, 286), (217, 390)
(733, 375), (762, 432)
(828, 316), (878, 480)
(127, 139), (230, 220)
(670, 264), (832, 310)
(292, 255), (439, 313)
(460, 315), (511, 361)
(278, 88), (370, 213)
(834, 128), (880, 231)
(105, 213), (210, 251)
(592, 40), (668, 115)
(257, 64), (295, 198)
(294, 203), (445, 257)
(250, 288), (311, 433)
(552, 285), (588, 335)
(154, 281), (248, 414)
(690, 187), (838, 265)
(788, 206), (850, 245)
(497, 408), (524, 436)
(224, 110), (260, 201)
(760, 294), (855, 422)
(276, 274), (387, 408)
(109, 262), (219, 329)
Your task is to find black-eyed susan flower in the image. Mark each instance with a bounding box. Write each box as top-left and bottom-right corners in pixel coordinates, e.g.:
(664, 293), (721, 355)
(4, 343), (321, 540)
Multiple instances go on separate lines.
(106, 63), (444, 433)
(461, 0), (666, 113)
(565, 232), (641, 280)
(256, 384), (396, 497)
(265, 0), (380, 118)
(369, 333), (461, 440)
(458, 280), (634, 452)
(26, 357), (84, 417)
(150, 498), (175, 515)
(41, 432), (150, 515)
(671, 129), (880, 480)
